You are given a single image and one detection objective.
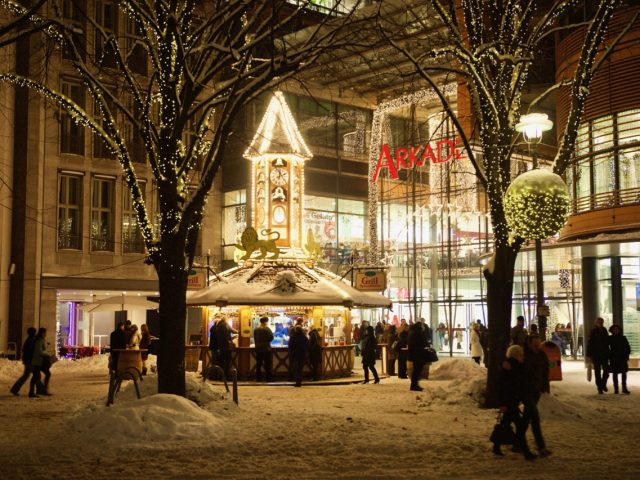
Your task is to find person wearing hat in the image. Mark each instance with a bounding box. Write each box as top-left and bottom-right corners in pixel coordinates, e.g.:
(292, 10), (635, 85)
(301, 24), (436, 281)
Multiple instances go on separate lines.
(608, 324), (630, 394)
(254, 317), (274, 382)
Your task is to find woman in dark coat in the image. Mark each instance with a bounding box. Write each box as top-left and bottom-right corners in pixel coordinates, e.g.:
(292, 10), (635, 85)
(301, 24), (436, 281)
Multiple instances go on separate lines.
(385, 325), (398, 376)
(396, 329), (409, 379)
(361, 326), (380, 384)
(408, 322), (426, 391)
(495, 345), (536, 460)
(609, 324), (631, 394)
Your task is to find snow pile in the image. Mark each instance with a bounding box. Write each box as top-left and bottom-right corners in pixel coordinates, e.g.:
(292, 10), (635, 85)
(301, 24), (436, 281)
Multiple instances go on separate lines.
(117, 371), (230, 410)
(428, 358), (487, 405)
(0, 358), (24, 383)
(69, 371), (232, 444)
(70, 394), (222, 444)
(53, 354), (111, 373)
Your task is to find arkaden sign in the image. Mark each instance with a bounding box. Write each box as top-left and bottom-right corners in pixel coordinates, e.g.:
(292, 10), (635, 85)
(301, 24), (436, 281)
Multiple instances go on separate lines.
(373, 136), (466, 182)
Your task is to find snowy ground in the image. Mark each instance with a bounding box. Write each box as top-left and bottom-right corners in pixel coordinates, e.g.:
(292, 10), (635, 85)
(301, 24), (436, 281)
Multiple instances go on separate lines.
(0, 355), (638, 480)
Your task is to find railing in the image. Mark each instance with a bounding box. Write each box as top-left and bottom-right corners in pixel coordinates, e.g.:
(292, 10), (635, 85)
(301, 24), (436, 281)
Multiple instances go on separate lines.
(573, 187), (640, 214)
(287, 0), (353, 15)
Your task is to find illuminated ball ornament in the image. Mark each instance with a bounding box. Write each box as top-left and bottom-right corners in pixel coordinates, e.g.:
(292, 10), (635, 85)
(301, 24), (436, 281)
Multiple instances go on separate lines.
(503, 169), (570, 239)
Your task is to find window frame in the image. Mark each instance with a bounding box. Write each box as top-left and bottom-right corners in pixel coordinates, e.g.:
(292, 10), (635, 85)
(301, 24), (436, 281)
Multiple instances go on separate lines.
(57, 172), (84, 251)
(90, 175), (116, 252)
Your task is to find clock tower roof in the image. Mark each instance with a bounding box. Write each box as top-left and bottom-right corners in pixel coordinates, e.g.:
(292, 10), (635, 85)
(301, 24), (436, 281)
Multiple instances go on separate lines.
(243, 91), (313, 162)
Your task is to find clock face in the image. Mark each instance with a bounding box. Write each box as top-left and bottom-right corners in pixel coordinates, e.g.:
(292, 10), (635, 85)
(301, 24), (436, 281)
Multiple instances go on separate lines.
(270, 166), (289, 186)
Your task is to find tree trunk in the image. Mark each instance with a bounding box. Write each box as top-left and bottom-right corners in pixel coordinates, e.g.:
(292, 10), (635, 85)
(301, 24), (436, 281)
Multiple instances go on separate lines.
(156, 246), (188, 396)
(484, 242), (519, 407)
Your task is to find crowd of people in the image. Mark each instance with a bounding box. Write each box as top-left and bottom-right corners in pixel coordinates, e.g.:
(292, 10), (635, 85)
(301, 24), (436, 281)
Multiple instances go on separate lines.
(109, 320), (153, 375)
(495, 314), (632, 462)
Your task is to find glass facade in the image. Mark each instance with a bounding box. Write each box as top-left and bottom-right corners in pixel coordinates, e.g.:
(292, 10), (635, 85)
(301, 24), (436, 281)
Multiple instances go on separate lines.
(570, 108), (640, 212)
(222, 189), (247, 261)
(304, 195), (367, 264)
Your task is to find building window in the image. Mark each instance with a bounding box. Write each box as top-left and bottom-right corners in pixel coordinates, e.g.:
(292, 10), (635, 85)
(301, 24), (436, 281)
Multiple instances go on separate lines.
(58, 174), (83, 250)
(125, 15), (148, 76)
(60, 80), (85, 155)
(222, 190), (247, 260)
(122, 182), (145, 253)
(62, 0), (85, 61)
(571, 108), (640, 212)
(91, 177), (115, 251)
(304, 195), (367, 264)
(95, 0), (118, 68)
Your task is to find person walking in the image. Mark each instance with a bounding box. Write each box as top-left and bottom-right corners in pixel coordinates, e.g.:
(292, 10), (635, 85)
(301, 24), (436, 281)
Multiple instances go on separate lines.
(109, 322), (127, 373)
(396, 328), (409, 379)
(385, 325), (398, 376)
(29, 328), (51, 398)
(361, 325), (380, 384)
(10, 327), (37, 396)
(288, 322), (309, 387)
(408, 322), (426, 391)
(308, 327), (323, 381)
(587, 317), (610, 394)
(495, 345), (537, 460)
(139, 324), (152, 375)
(608, 324), (631, 394)
(522, 334), (551, 458)
(254, 317), (274, 382)
(470, 323), (483, 365)
(437, 322), (447, 350)
(510, 316), (528, 346)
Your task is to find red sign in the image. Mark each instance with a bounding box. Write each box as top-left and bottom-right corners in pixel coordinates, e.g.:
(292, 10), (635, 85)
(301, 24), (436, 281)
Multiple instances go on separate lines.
(373, 137), (466, 183)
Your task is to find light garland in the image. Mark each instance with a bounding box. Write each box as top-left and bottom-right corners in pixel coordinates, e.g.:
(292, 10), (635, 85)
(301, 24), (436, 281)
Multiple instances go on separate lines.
(243, 91), (312, 162)
(503, 169), (570, 240)
(244, 92), (312, 251)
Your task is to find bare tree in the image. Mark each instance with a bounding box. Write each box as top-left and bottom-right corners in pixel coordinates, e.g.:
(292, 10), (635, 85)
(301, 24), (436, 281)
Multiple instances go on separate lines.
(378, 0), (632, 405)
(0, 0), (367, 396)
(0, 0), (55, 48)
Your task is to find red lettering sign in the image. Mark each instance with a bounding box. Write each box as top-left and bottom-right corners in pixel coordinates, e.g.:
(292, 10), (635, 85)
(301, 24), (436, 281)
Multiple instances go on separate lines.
(373, 136), (466, 183)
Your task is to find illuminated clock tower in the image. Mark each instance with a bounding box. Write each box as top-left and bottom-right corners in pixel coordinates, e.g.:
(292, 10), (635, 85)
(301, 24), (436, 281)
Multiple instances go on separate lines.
(243, 92), (312, 250)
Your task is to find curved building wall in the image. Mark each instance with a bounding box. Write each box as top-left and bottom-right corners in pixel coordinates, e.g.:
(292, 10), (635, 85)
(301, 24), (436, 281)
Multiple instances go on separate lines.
(556, 5), (640, 240)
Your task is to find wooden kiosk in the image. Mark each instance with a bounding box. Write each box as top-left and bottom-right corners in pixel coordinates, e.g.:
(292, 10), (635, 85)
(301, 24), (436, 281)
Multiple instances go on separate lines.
(187, 259), (391, 380)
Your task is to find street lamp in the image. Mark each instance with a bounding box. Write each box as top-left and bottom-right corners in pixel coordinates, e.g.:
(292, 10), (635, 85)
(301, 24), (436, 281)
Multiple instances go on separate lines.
(516, 113), (553, 340)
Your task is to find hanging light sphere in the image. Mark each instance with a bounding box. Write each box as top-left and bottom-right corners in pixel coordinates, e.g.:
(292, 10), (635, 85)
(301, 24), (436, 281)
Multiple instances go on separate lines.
(503, 169), (570, 240)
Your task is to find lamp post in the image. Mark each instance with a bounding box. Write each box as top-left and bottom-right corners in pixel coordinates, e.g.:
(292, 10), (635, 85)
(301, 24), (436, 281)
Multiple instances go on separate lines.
(516, 113), (553, 340)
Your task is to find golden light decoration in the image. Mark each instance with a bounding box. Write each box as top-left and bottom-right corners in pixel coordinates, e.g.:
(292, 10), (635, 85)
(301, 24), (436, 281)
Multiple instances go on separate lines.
(503, 169), (570, 240)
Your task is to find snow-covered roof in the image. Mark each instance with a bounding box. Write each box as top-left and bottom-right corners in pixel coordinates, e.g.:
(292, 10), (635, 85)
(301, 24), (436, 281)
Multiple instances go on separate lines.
(242, 91), (313, 162)
(186, 261), (391, 309)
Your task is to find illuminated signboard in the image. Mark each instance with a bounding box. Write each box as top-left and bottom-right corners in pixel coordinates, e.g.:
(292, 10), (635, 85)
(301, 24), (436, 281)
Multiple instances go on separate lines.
(354, 269), (387, 291)
(372, 136), (466, 183)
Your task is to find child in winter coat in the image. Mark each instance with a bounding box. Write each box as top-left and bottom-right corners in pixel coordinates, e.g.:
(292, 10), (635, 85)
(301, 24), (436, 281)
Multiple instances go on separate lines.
(608, 325), (631, 394)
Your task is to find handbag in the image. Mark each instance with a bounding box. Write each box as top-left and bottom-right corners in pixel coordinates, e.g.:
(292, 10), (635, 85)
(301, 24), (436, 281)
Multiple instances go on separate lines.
(423, 347), (439, 363)
(490, 412), (516, 445)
